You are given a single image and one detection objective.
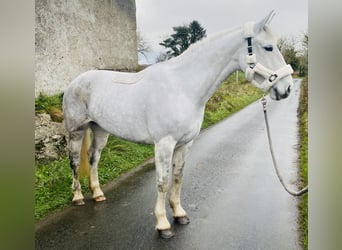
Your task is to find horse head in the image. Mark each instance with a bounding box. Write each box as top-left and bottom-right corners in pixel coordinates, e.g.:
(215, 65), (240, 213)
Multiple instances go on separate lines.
(238, 11), (294, 100)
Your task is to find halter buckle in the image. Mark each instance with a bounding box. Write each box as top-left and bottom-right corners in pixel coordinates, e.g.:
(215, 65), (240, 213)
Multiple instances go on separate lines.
(268, 74), (278, 82)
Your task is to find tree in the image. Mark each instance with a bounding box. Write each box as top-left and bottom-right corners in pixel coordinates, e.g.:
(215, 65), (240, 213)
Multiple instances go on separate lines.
(189, 20), (206, 43)
(298, 33), (308, 76)
(277, 37), (300, 72)
(159, 20), (206, 58)
(155, 52), (169, 63)
(277, 33), (308, 77)
(137, 30), (151, 60)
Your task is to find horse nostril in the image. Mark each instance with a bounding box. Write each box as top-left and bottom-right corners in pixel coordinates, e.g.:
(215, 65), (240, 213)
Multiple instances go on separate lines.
(286, 85), (291, 94)
(282, 92), (289, 99)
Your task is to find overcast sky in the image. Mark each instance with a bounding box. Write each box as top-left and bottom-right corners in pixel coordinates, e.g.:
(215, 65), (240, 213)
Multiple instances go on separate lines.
(135, 0), (308, 64)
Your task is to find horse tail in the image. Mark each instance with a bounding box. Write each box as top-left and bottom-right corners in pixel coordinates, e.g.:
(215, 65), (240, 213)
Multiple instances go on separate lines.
(79, 128), (91, 178)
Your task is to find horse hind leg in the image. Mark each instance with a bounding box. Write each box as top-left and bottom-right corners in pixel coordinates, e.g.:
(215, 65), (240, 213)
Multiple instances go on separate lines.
(170, 141), (193, 225)
(68, 129), (87, 205)
(88, 123), (109, 202)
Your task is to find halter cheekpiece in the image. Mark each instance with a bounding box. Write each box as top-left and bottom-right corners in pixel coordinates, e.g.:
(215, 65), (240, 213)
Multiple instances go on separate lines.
(243, 22), (293, 92)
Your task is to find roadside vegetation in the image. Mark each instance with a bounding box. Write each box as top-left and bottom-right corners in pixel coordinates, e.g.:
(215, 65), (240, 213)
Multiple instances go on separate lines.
(35, 71), (263, 221)
(277, 31), (308, 249)
(298, 77), (308, 249)
(202, 71), (262, 128)
(35, 93), (64, 122)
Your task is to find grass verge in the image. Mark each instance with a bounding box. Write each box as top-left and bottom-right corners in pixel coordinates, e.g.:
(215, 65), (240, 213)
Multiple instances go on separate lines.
(35, 138), (154, 220)
(35, 71), (263, 221)
(298, 77), (308, 249)
(202, 71), (262, 129)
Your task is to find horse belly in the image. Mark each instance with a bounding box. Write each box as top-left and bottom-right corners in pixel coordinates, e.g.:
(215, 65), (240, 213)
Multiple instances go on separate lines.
(89, 99), (152, 144)
(103, 117), (152, 144)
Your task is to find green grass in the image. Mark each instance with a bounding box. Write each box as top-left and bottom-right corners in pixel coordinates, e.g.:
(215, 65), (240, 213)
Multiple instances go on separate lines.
(35, 93), (64, 122)
(35, 158), (72, 219)
(35, 137), (153, 220)
(35, 71), (263, 221)
(202, 71), (263, 128)
(298, 77), (308, 249)
(35, 92), (63, 113)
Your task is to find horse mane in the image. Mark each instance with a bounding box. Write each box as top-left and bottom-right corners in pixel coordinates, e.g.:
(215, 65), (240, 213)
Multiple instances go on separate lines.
(178, 26), (242, 58)
(175, 24), (278, 61)
(110, 23), (278, 86)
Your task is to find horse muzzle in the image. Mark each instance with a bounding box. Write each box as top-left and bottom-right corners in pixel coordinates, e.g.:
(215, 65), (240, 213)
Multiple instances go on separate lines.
(269, 84), (292, 100)
(245, 63), (294, 93)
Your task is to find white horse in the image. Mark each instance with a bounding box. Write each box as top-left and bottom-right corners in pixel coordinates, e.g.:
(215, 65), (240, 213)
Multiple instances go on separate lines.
(63, 11), (293, 238)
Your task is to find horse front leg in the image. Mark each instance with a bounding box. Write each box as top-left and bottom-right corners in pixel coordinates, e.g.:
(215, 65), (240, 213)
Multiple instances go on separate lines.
(170, 141), (193, 225)
(154, 136), (177, 239)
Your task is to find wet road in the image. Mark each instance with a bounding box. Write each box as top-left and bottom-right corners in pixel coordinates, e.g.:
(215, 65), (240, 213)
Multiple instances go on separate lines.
(35, 79), (302, 250)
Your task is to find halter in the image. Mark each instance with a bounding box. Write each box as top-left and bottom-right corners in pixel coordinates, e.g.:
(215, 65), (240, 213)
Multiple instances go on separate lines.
(243, 22), (293, 92)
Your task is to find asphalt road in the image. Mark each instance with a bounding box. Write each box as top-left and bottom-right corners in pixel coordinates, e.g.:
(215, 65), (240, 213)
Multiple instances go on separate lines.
(35, 79), (302, 250)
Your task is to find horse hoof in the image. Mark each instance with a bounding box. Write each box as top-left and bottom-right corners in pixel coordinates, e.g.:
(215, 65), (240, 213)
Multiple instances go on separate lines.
(73, 199), (85, 206)
(174, 216), (190, 225)
(94, 196), (106, 202)
(158, 229), (175, 239)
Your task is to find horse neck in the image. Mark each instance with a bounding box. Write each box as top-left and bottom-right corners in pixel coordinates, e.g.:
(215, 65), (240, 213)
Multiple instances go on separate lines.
(168, 27), (244, 107)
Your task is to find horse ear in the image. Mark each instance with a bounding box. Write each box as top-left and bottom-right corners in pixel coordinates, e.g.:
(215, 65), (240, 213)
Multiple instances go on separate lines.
(254, 10), (276, 33)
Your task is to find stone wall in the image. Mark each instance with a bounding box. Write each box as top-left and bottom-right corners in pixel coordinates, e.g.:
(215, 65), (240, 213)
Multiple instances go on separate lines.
(35, 0), (138, 97)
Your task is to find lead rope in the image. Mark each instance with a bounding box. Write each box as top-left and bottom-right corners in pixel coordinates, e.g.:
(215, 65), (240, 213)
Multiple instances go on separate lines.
(261, 96), (308, 196)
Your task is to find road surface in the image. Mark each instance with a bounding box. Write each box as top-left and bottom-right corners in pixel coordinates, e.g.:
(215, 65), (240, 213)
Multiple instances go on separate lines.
(35, 79), (302, 249)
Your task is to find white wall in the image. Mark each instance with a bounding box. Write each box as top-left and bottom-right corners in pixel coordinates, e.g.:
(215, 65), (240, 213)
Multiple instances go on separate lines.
(35, 0), (138, 97)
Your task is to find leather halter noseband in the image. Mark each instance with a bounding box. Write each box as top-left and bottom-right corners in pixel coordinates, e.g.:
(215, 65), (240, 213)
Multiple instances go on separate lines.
(243, 22), (293, 92)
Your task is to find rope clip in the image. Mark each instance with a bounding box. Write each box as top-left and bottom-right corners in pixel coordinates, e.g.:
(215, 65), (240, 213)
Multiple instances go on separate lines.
(261, 96), (267, 112)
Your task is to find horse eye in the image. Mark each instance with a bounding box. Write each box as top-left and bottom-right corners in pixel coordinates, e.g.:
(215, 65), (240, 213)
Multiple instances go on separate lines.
(264, 45), (273, 52)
